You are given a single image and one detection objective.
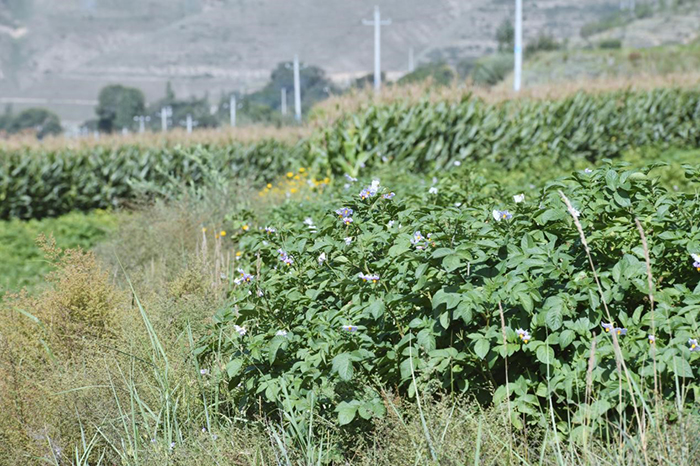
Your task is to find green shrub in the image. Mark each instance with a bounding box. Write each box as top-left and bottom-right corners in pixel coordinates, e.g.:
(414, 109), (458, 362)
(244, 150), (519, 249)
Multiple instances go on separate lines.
(599, 38), (623, 49)
(198, 162), (700, 437)
(525, 34), (562, 57)
(397, 62), (456, 87)
(470, 53), (513, 86)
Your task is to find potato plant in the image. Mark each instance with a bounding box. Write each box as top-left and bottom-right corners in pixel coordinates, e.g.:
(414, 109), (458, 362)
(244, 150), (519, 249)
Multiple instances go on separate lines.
(198, 162), (700, 437)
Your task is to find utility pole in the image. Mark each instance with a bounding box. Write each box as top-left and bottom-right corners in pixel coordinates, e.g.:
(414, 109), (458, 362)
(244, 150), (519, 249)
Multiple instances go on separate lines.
(160, 106), (172, 132)
(186, 114), (193, 134)
(281, 88), (287, 116)
(514, 0), (523, 92)
(363, 6), (391, 92)
(293, 54), (302, 122)
(408, 46), (415, 73)
(230, 95), (236, 127)
(134, 115), (150, 133)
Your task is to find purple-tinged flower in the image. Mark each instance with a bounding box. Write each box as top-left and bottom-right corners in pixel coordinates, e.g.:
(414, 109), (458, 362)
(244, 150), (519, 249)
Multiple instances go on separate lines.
(690, 338), (699, 351)
(343, 217), (354, 225)
(492, 210), (512, 222)
(264, 226), (276, 234)
(513, 194), (525, 203)
(515, 328), (532, 343)
(201, 427), (207, 433)
(614, 327), (627, 336)
(411, 231), (426, 250)
(237, 268), (254, 283)
(342, 325), (358, 332)
(358, 272), (380, 283)
(360, 180), (381, 199)
(691, 253), (700, 271)
(602, 323), (614, 333)
(648, 335), (656, 344)
(276, 330), (288, 337)
(151, 438), (157, 444)
(336, 207), (353, 218)
(429, 187), (438, 195)
(318, 252), (327, 264)
(345, 174), (358, 183)
(200, 368), (209, 375)
(383, 192), (395, 200)
(170, 442), (176, 450)
(277, 249), (294, 266)
(344, 237), (352, 245)
(454, 160), (461, 166)
(584, 168), (593, 174)
(233, 325), (247, 336)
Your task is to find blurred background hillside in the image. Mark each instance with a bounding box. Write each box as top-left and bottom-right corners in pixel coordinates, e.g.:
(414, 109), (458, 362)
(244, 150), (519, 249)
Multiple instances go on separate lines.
(0, 0), (699, 133)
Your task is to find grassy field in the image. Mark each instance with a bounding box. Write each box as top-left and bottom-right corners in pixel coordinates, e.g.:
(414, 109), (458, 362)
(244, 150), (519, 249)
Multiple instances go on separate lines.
(1, 84), (700, 465)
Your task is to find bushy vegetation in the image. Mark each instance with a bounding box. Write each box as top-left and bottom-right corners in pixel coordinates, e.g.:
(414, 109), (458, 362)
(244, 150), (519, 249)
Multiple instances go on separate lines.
(199, 162), (700, 437)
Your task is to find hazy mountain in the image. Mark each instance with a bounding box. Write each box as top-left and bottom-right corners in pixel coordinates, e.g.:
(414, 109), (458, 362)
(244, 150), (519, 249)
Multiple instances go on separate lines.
(0, 0), (657, 125)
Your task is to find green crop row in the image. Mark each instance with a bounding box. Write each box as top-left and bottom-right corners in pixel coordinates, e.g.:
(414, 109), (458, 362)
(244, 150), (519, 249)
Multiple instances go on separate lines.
(2, 87), (700, 220)
(309, 87), (700, 175)
(0, 140), (302, 220)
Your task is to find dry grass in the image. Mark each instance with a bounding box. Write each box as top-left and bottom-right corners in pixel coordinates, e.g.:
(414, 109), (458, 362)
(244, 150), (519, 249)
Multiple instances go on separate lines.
(0, 125), (310, 152)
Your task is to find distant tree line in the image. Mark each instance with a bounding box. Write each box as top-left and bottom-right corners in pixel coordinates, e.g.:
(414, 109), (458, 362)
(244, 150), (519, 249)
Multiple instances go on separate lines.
(0, 106), (62, 139)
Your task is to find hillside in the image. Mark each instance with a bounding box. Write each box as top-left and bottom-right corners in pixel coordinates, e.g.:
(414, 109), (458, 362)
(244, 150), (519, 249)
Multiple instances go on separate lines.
(0, 0), (616, 126)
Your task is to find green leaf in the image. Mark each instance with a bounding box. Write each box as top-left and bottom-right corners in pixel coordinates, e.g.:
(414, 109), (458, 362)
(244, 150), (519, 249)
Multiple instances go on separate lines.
(545, 307), (563, 331)
(536, 345), (556, 365)
(368, 299), (385, 319)
(332, 353), (354, 381)
(431, 247), (455, 259)
(673, 356), (694, 378)
(559, 330), (575, 349)
(268, 337), (287, 365)
(442, 254), (462, 272)
(475, 339), (490, 359)
(336, 401), (358, 426)
(439, 311), (450, 330)
(226, 359), (243, 378)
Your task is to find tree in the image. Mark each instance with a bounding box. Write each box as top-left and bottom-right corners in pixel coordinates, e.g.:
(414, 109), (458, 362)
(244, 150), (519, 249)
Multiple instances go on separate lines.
(8, 108), (62, 139)
(147, 84), (219, 130)
(95, 85), (146, 133)
(496, 19), (515, 52)
(216, 62), (338, 125)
